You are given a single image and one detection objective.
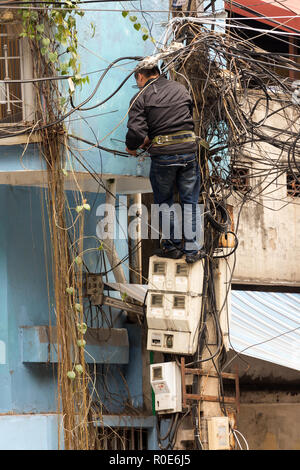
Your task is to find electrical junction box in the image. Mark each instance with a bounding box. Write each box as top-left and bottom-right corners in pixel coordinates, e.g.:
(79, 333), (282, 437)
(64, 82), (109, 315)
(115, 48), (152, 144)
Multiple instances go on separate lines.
(147, 292), (201, 332)
(150, 362), (182, 414)
(146, 256), (204, 355)
(147, 328), (199, 355)
(207, 417), (230, 450)
(148, 256), (203, 294)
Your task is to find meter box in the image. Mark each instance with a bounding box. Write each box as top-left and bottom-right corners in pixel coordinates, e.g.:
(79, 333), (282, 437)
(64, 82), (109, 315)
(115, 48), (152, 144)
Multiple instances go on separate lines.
(207, 416), (230, 450)
(146, 292), (202, 332)
(146, 256), (204, 355)
(147, 328), (199, 355)
(148, 256), (204, 294)
(150, 362), (182, 414)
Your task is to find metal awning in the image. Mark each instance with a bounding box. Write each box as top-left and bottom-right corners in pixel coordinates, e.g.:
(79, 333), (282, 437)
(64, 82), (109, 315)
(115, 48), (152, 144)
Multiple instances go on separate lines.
(105, 283), (148, 304)
(106, 283), (300, 371)
(230, 291), (300, 371)
(224, 0), (300, 33)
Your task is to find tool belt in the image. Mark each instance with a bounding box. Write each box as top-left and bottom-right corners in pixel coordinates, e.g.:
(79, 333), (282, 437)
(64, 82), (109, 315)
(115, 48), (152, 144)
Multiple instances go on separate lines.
(151, 131), (209, 149)
(151, 131), (196, 147)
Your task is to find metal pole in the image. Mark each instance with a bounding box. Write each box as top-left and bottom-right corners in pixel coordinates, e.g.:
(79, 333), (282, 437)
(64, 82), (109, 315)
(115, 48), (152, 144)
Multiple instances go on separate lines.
(4, 44), (11, 114)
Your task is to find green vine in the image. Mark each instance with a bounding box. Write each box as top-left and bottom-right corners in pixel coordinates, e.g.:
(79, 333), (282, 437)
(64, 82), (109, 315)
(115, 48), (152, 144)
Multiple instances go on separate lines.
(121, 10), (156, 44)
(18, 1), (93, 90)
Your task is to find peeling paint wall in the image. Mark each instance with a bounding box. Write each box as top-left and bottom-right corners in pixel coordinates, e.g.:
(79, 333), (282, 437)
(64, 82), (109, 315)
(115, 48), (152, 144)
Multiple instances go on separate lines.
(228, 93), (300, 286)
(237, 402), (300, 450)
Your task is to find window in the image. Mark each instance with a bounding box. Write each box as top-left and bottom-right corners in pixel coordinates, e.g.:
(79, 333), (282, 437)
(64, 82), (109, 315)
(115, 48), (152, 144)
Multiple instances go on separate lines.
(287, 171), (300, 197)
(98, 427), (148, 450)
(151, 294), (163, 306)
(173, 296), (185, 308)
(0, 22), (34, 126)
(225, 12), (300, 82)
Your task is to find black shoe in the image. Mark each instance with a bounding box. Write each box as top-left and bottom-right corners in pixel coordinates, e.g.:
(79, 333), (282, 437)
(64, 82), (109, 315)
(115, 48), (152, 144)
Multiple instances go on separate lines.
(153, 247), (183, 259)
(185, 250), (206, 264)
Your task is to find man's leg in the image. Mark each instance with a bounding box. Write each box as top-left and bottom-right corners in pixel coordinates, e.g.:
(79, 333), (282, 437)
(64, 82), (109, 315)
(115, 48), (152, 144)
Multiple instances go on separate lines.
(149, 160), (182, 257)
(176, 159), (205, 262)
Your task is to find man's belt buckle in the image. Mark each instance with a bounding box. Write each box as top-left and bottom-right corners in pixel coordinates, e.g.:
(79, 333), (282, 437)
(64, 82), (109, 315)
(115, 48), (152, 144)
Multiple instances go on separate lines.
(156, 135), (171, 144)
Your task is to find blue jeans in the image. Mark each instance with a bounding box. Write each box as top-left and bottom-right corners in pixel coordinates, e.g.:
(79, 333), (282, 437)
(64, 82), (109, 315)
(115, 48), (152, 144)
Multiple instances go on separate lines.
(149, 153), (202, 255)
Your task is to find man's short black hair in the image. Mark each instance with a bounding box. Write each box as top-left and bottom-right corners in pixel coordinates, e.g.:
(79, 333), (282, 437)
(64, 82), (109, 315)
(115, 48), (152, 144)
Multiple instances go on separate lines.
(134, 66), (160, 79)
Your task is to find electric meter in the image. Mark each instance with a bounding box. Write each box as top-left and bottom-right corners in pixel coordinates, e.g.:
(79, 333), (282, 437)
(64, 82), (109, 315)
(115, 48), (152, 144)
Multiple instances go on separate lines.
(207, 417), (230, 450)
(147, 328), (199, 355)
(148, 256), (204, 294)
(150, 362), (182, 414)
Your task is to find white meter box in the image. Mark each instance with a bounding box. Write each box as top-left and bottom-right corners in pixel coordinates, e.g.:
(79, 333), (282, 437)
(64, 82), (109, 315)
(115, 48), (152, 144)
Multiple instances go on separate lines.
(148, 256), (204, 295)
(147, 328), (199, 355)
(207, 416), (230, 450)
(150, 362), (182, 414)
(146, 256), (204, 355)
(147, 291), (202, 332)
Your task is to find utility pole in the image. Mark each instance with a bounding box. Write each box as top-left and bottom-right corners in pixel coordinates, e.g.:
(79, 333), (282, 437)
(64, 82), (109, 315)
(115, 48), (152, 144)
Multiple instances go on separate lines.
(168, 0), (233, 450)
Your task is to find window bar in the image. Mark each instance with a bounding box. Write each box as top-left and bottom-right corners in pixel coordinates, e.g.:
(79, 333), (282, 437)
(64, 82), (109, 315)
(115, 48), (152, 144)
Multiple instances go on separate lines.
(113, 432), (117, 450)
(130, 427), (135, 450)
(4, 44), (11, 114)
(121, 428), (126, 450)
(139, 428), (143, 450)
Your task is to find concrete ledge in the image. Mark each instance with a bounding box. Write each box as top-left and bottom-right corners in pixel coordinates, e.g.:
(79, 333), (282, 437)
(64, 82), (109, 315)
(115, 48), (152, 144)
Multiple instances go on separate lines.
(99, 415), (156, 428)
(20, 326), (129, 364)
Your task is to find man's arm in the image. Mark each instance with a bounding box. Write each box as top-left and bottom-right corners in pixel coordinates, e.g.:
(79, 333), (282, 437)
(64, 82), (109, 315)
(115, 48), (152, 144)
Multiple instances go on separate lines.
(125, 95), (148, 155)
(126, 136), (150, 156)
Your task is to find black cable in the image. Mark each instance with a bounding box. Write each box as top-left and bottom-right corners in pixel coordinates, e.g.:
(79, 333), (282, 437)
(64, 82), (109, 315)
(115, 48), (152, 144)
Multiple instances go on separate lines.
(213, 231), (239, 259)
(69, 56), (142, 112)
(0, 56), (143, 140)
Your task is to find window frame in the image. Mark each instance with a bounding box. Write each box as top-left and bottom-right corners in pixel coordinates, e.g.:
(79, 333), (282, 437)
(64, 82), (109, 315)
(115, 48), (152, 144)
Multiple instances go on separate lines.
(0, 22), (34, 127)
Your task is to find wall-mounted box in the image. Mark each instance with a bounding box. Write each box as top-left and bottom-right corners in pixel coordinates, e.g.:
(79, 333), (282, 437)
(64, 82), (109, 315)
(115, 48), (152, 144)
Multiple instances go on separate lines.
(148, 256), (204, 294)
(147, 328), (199, 355)
(150, 362), (182, 414)
(147, 291), (202, 333)
(146, 256), (204, 355)
(207, 416), (230, 450)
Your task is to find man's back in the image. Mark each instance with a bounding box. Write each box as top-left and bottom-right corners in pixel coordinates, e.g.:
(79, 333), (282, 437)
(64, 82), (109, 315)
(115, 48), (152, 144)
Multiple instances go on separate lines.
(126, 75), (196, 156)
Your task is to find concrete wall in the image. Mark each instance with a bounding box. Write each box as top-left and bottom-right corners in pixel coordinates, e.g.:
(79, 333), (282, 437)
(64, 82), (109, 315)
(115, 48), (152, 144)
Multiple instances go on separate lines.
(225, 351), (300, 450)
(228, 93), (300, 286)
(238, 401), (300, 450)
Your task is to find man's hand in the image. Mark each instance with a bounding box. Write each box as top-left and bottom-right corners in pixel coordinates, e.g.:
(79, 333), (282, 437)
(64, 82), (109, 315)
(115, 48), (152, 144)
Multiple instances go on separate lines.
(126, 147), (137, 157)
(139, 136), (150, 149)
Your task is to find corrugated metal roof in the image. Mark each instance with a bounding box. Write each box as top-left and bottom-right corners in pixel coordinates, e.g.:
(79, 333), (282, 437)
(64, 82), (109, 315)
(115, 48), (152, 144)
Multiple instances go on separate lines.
(231, 291), (300, 371)
(105, 283), (300, 371)
(105, 282), (148, 303)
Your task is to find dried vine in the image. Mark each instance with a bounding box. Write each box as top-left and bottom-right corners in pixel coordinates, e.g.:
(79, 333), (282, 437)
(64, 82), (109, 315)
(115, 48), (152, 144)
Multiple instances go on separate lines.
(19, 3), (97, 450)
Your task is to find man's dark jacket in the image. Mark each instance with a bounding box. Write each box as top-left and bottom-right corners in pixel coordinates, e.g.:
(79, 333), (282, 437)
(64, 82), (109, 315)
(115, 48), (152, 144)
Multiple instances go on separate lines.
(125, 75), (196, 156)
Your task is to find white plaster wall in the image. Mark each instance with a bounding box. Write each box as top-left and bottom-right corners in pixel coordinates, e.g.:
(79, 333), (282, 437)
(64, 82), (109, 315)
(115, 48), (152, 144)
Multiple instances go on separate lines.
(228, 92), (300, 286)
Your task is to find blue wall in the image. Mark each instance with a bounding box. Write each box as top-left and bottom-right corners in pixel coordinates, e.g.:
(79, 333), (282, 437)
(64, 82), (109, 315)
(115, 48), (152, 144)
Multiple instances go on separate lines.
(0, 1), (169, 179)
(0, 185), (143, 416)
(0, 184), (55, 413)
(67, 0), (169, 177)
(0, 0), (174, 448)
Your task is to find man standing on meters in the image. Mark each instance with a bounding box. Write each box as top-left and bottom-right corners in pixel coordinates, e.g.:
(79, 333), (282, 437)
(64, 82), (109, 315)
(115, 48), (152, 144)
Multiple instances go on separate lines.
(125, 64), (205, 264)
